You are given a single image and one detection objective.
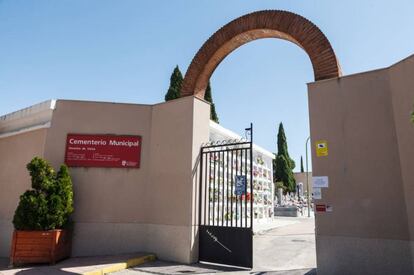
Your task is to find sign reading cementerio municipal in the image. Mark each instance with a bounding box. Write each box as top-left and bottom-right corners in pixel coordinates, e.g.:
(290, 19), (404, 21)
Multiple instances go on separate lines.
(65, 134), (142, 168)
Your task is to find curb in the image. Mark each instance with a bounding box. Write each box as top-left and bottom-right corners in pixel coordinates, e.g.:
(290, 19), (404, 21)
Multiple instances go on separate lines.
(83, 254), (156, 275)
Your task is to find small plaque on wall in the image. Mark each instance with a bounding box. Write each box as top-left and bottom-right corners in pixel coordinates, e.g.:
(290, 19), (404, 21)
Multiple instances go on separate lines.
(312, 176), (329, 188)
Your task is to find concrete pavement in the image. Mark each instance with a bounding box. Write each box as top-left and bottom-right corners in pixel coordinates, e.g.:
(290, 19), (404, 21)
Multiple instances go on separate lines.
(112, 217), (316, 274)
(0, 253), (155, 275)
(253, 217), (316, 271)
(0, 217), (315, 274)
(253, 217), (300, 234)
(110, 261), (316, 275)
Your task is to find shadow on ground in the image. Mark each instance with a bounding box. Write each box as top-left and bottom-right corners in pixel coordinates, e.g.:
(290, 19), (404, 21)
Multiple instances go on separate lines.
(124, 260), (241, 274)
(120, 260), (316, 275)
(249, 268), (316, 275)
(0, 253), (149, 275)
(0, 258), (9, 271)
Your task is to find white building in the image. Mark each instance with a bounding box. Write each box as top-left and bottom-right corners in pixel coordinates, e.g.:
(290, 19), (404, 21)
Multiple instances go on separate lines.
(209, 121), (275, 224)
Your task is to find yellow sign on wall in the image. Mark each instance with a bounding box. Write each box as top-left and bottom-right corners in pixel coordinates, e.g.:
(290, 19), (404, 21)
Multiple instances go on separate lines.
(316, 140), (328, 157)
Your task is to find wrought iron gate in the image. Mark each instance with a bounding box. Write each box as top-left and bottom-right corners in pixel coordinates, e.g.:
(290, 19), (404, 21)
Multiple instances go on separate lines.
(198, 124), (253, 268)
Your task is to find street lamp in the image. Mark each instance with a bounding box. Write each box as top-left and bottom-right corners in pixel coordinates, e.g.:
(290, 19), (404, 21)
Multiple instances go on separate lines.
(306, 136), (311, 218)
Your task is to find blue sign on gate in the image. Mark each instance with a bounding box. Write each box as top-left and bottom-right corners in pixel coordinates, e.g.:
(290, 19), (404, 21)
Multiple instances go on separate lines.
(235, 175), (247, 196)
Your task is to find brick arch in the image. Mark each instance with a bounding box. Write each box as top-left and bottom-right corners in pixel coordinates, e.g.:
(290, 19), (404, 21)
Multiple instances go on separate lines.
(181, 10), (341, 97)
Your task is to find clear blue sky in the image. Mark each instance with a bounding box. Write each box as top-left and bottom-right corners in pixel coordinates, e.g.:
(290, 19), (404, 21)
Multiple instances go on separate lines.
(1, 1), (413, 171)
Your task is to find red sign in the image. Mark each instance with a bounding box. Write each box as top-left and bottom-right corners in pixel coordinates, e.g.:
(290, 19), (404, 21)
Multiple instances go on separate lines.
(65, 134), (142, 168)
(315, 204), (327, 212)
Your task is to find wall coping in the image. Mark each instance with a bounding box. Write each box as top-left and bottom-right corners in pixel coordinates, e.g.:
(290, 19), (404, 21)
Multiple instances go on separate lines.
(0, 100), (56, 138)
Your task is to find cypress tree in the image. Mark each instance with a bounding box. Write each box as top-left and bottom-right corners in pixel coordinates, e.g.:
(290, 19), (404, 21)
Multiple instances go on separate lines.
(165, 66), (183, 101)
(277, 123), (295, 169)
(274, 123), (296, 192)
(300, 156), (304, 173)
(204, 82), (219, 123)
(275, 155), (296, 193)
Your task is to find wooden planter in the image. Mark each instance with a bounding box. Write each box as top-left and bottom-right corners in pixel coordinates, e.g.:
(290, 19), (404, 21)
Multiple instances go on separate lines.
(10, 229), (71, 266)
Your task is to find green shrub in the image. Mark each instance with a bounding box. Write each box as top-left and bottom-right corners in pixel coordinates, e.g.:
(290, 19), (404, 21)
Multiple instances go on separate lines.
(13, 157), (74, 231)
(26, 157), (55, 191)
(13, 190), (48, 230)
(411, 107), (414, 124)
(53, 165), (74, 227)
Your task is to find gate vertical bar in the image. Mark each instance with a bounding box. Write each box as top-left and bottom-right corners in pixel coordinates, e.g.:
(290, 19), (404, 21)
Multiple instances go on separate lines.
(221, 151), (225, 226)
(218, 151), (221, 225)
(245, 148), (248, 228)
(240, 149), (243, 227)
(216, 151), (220, 225)
(235, 150), (238, 227)
(250, 123), (254, 229)
(212, 152), (216, 226)
(239, 149), (242, 228)
(204, 151), (209, 225)
(231, 150), (234, 227)
(208, 152), (212, 225)
(226, 151), (229, 227)
(198, 147), (203, 226)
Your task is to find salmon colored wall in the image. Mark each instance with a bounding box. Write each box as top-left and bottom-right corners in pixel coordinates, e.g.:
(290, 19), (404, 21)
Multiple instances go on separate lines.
(0, 97), (210, 263)
(42, 97), (210, 262)
(308, 55), (414, 275)
(0, 129), (48, 256)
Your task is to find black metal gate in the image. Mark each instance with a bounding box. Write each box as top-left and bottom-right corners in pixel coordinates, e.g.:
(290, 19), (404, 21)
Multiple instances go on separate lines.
(198, 124), (253, 268)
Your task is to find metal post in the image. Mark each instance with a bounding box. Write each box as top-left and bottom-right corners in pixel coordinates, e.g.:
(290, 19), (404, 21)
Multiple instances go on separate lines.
(249, 123), (253, 229)
(245, 123), (253, 229)
(198, 147), (203, 225)
(306, 136), (311, 218)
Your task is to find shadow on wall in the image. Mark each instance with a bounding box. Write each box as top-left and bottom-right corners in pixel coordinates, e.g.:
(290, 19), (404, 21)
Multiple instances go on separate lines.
(191, 151), (201, 263)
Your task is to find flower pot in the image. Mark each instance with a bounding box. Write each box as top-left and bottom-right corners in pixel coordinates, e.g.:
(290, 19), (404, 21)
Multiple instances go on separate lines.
(10, 229), (71, 266)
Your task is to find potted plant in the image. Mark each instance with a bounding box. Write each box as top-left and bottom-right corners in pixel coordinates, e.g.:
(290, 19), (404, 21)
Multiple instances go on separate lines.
(10, 157), (74, 266)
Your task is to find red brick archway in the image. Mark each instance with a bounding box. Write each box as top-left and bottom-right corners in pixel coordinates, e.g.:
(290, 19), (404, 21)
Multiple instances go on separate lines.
(181, 10), (341, 98)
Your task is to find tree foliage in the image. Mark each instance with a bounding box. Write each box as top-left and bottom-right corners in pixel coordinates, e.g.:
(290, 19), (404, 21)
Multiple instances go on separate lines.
(274, 123), (296, 192)
(272, 153), (277, 185)
(26, 157), (55, 191)
(13, 157), (74, 230)
(274, 155), (296, 193)
(204, 82), (219, 123)
(411, 105), (414, 124)
(277, 123), (295, 169)
(165, 66), (220, 123)
(12, 190), (48, 230)
(165, 66), (183, 101)
(300, 156), (304, 173)
(165, 67), (220, 123)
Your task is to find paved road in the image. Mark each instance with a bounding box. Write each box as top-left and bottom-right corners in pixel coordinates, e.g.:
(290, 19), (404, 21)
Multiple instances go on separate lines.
(253, 217), (316, 271)
(112, 217), (316, 275)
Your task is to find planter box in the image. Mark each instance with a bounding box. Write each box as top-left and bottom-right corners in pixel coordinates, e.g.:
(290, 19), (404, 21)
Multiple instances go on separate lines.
(10, 229), (71, 266)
